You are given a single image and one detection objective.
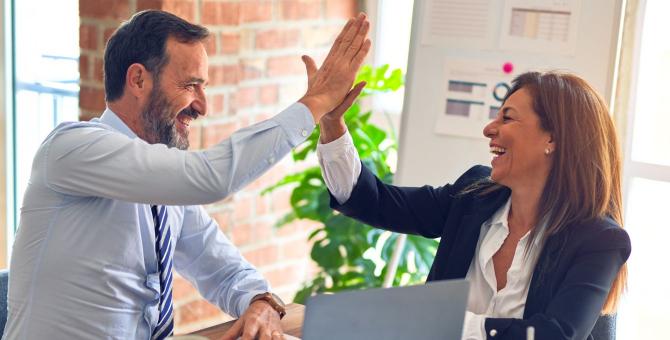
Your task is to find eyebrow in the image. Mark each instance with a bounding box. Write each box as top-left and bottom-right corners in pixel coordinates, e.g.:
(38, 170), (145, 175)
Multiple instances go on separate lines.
(502, 106), (517, 115)
(183, 77), (208, 86)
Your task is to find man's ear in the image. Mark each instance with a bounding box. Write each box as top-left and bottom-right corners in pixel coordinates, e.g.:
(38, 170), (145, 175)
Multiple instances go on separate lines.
(126, 63), (152, 98)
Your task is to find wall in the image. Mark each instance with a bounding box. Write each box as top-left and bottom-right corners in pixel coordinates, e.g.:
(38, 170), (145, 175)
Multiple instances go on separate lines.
(79, 0), (357, 333)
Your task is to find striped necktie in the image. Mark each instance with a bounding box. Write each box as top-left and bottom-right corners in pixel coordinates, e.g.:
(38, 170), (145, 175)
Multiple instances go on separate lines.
(151, 205), (174, 339)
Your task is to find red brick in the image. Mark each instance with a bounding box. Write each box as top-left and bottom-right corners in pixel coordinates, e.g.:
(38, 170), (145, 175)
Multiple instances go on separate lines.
(232, 222), (252, 245)
(255, 29), (301, 50)
(94, 57), (104, 82)
(326, 0), (356, 19)
(79, 86), (106, 112)
(209, 64), (239, 86)
(243, 244), (279, 267)
(202, 1), (240, 25)
(211, 211), (232, 233)
(79, 55), (90, 81)
(163, 0), (197, 22)
(267, 55), (304, 77)
(253, 220), (275, 242)
(232, 87), (258, 110)
(103, 27), (117, 46)
(79, 24), (98, 51)
(239, 58), (264, 81)
(270, 189), (292, 214)
(79, 0), (130, 20)
(206, 94), (226, 117)
(136, 0), (162, 11)
(302, 25), (339, 48)
(280, 0), (321, 20)
(176, 299), (225, 325)
(233, 196), (253, 221)
(277, 219), (318, 238)
(173, 275), (198, 301)
(220, 33), (240, 54)
(259, 84), (279, 105)
(240, 0), (273, 23)
(264, 263), (305, 287)
(202, 121), (239, 148)
(204, 33), (218, 56)
(256, 195), (269, 215)
(187, 124), (202, 150)
(282, 237), (311, 260)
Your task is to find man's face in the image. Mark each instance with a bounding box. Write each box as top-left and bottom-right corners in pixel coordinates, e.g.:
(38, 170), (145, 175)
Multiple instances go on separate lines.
(141, 38), (208, 150)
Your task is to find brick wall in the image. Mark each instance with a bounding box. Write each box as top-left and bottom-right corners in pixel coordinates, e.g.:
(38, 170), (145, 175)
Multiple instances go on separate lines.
(79, 0), (358, 334)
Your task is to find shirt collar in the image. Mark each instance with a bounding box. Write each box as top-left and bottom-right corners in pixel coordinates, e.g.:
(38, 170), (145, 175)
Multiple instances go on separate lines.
(484, 196), (511, 229)
(95, 107), (139, 139)
(484, 196), (547, 246)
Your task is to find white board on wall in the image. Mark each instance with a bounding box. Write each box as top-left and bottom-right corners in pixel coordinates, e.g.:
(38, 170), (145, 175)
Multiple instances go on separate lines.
(394, 0), (625, 187)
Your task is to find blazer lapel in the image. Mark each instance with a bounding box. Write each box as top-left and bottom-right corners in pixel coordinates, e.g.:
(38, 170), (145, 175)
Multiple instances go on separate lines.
(444, 188), (511, 278)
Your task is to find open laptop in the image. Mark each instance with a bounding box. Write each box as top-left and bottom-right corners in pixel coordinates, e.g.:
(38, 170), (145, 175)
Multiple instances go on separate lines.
(302, 279), (470, 340)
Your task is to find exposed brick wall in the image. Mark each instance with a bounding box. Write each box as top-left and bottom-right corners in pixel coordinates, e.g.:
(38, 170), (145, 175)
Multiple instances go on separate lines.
(79, 0), (357, 334)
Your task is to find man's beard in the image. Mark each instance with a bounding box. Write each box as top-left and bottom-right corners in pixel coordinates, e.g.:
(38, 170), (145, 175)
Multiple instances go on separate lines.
(141, 87), (195, 150)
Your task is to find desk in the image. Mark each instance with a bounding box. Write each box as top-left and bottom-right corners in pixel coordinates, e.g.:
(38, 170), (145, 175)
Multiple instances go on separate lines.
(190, 303), (305, 339)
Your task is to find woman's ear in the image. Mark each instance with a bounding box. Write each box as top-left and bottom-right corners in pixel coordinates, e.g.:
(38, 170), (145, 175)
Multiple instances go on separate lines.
(126, 63), (152, 99)
(546, 135), (556, 154)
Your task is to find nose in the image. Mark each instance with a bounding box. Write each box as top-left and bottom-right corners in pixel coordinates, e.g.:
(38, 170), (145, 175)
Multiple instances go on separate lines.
(483, 119), (498, 138)
(192, 87), (207, 117)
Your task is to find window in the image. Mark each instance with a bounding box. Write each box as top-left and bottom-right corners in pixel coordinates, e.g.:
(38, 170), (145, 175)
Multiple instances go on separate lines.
(617, 0), (670, 338)
(10, 0), (79, 234)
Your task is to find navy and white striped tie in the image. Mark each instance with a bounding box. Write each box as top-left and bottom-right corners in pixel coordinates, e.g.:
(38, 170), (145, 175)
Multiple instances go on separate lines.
(151, 205), (174, 339)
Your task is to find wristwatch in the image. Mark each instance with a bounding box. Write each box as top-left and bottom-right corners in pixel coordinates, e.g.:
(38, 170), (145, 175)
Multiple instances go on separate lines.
(251, 292), (287, 319)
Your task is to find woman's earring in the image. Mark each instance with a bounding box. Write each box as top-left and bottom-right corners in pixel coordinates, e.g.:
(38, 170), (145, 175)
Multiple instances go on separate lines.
(544, 148), (551, 155)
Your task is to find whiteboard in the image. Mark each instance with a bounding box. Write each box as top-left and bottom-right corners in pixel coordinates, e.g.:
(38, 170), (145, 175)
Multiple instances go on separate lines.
(394, 0), (624, 187)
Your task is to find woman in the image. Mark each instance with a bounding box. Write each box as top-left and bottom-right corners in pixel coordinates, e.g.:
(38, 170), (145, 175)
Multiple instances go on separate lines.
(316, 71), (630, 340)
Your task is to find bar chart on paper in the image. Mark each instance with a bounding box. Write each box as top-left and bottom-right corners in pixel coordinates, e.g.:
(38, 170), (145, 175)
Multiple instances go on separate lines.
(509, 7), (571, 42)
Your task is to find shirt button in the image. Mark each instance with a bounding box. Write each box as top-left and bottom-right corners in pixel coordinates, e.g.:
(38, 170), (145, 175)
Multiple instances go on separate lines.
(267, 157), (275, 164)
(301, 129), (308, 137)
(489, 329), (497, 337)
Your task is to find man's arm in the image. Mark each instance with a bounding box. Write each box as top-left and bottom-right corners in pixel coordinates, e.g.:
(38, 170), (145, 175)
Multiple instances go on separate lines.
(173, 205), (269, 318)
(44, 104), (314, 205)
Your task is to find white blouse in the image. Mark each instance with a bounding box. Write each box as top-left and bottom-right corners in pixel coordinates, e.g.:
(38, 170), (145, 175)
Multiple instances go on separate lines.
(316, 131), (544, 340)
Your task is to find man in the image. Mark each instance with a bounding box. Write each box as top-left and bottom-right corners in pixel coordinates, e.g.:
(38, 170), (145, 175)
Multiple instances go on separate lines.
(4, 9), (370, 340)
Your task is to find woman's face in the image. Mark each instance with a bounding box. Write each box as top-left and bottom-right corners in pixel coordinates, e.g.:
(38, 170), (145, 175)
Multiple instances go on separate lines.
(483, 88), (554, 188)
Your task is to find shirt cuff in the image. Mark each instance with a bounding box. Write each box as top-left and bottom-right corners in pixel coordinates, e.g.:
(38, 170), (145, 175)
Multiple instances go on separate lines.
(461, 311), (486, 340)
(271, 102), (316, 147)
(316, 130), (354, 160)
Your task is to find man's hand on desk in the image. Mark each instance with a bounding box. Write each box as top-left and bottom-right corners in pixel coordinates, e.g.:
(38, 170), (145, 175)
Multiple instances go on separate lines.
(220, 300), (284, 340)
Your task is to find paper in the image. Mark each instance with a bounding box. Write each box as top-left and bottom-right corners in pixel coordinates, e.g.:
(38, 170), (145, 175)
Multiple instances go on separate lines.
(498, 0), (581, 55)
(435, 58), (526, 138)
(421, 0), (497, 49)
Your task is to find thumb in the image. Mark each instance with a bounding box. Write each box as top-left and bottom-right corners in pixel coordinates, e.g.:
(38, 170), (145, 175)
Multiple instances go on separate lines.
(301, 55), (317, 82)
(220, 319), (244, 340)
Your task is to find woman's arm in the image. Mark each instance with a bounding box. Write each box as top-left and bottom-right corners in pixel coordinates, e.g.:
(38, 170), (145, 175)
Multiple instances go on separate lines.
(328, 162), (491, 239)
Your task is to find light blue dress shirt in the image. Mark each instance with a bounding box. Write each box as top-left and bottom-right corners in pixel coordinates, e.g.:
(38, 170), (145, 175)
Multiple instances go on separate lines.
(4, 103), (314, 339)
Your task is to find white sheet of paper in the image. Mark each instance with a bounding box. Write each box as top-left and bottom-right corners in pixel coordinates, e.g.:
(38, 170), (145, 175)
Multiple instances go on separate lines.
(498, 0), (582, 55)
(421, 0), (497, 49)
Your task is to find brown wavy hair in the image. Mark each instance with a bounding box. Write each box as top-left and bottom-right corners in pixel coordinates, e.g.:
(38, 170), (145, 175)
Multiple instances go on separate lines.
(475, 71), (626, 314)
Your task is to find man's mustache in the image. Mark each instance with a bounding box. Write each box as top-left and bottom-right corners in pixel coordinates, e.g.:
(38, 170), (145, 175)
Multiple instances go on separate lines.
(178, 107), (200, 120)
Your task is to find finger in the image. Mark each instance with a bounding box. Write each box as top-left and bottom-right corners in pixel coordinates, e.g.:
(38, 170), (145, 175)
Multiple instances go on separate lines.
(345, 19), (370, 60)
(241, 320), (260, 340)
(301, 55), (318, 85)
(324, 17), (355, 62)
(336, 13), (366, 59)
(271, 330), (284, 340)
(324, 81), (366, 120)
(351, 39), (372, 70)
(220, 320), (243, 340)
(342, 81), (366, 108)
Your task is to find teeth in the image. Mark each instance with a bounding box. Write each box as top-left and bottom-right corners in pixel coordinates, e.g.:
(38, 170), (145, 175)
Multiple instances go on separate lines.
(490, 146), (506, 155)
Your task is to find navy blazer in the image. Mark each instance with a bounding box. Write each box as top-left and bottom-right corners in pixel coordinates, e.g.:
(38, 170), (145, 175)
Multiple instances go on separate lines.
(330, 164), (631, 340)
